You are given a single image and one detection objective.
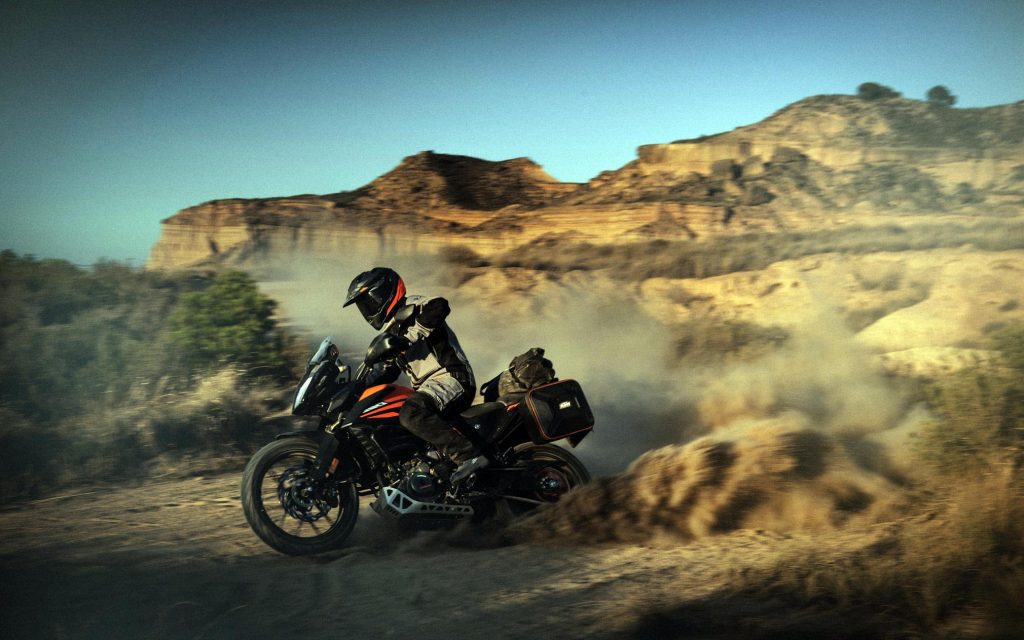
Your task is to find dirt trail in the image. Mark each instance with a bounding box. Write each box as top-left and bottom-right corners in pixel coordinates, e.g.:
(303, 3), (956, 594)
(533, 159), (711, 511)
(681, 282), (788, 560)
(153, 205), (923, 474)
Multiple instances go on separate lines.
(0, 473), (884, 640)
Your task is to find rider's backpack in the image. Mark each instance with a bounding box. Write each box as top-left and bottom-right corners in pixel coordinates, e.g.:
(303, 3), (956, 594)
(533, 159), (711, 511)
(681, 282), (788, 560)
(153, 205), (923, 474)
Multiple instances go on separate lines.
(497, 347), (556, 403)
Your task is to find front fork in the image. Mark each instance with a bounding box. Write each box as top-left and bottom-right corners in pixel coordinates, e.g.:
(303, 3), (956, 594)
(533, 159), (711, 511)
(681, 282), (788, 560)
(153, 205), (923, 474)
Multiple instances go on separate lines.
(314, 420), (370, 483)
(314, 432), (341, 478)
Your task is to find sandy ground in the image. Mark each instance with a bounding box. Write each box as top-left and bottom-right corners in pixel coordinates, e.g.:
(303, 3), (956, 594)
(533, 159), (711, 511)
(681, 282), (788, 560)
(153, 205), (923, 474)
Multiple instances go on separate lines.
(0, 473), (884, 640)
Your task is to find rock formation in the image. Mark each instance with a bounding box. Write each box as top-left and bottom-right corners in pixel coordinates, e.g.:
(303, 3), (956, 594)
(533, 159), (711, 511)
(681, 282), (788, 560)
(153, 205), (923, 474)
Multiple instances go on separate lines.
(147, 95), (1024, 271)
(145, 92), (1024, 383)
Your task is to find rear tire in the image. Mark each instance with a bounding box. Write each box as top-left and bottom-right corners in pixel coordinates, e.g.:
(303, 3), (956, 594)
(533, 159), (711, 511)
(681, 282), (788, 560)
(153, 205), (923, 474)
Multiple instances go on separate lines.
(241, 437), (359, 556)
(496, 443), (590, 521)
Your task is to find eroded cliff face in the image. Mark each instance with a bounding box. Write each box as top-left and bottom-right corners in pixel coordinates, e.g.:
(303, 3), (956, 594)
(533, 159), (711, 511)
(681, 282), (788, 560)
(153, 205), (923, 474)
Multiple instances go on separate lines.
(147, 96), (1024, 271)
(146, 152), (581, 270)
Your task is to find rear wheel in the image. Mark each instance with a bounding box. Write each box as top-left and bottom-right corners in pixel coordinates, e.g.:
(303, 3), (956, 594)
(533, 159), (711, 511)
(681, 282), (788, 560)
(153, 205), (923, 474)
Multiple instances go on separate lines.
(241, 437), (359, 556)
(496, 443), (590, 521)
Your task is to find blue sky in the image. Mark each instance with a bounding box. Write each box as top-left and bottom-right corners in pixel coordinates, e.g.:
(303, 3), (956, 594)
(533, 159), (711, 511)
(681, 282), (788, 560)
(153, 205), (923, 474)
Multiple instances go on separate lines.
(2, 0), (1022, 265)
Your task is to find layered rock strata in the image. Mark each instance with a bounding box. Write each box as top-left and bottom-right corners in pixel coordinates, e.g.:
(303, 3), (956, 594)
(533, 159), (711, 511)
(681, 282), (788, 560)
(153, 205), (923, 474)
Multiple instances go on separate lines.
(147, 96), (1024, 270)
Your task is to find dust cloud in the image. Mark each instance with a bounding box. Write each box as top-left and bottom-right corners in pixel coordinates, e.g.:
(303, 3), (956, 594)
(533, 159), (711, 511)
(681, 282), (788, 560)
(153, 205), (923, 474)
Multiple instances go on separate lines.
(249, 246), (926, 541)
(504, 303), (926, 543)
(251, 249), (697, 474)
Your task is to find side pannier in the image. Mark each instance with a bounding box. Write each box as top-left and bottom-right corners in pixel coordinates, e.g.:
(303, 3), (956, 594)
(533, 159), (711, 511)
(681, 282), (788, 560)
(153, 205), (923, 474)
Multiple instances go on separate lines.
(519, 379), (594, 445)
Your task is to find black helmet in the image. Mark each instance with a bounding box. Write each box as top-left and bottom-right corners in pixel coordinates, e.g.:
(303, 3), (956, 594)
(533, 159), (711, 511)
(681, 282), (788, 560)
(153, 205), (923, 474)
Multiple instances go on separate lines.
(343, 267), (406, 330)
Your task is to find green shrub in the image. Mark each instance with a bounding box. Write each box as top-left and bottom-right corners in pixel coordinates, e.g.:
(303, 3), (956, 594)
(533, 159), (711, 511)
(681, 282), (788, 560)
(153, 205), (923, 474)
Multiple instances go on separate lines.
(0, 253), (297, 500)
(165, 270), (285, 370)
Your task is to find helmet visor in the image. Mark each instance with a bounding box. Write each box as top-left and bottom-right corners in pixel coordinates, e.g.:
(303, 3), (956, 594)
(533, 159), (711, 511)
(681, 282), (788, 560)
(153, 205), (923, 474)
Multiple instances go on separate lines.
(355, 293), (383, 321)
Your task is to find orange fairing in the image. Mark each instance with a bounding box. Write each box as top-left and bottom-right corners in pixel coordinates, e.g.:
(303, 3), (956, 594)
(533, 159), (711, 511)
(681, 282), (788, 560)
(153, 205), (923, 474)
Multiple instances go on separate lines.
(364, 411), (400, 419)
(359, 385), (389, 401)
(358, 384), (414, 420)
(358, 384), (414, 402)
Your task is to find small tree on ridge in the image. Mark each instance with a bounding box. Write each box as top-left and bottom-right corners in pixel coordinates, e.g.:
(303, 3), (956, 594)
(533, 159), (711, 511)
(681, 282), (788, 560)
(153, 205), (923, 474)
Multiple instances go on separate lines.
(926, 85), (956, 108)
(857, 82), (901, 100)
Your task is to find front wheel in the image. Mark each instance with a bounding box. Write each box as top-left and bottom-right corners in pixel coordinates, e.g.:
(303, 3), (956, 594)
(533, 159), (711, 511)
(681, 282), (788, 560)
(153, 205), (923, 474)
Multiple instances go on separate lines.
(241, 437), (359, 556)
(496, 443), (591, 521)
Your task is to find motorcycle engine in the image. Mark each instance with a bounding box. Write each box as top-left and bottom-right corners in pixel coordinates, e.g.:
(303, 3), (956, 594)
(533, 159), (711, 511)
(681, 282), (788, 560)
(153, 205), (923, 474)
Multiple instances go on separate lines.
(397, 460), (442, 502)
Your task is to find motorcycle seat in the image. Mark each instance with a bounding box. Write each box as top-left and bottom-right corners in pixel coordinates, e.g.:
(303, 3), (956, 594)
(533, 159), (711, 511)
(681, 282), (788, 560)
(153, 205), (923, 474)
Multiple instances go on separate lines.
(458, 402), (511, 444)
(460, 402), (506, 421)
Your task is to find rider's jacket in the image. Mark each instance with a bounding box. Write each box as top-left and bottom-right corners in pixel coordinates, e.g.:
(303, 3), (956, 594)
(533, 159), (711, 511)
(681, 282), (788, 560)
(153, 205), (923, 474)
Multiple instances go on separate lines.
(372, 295), (475, 411)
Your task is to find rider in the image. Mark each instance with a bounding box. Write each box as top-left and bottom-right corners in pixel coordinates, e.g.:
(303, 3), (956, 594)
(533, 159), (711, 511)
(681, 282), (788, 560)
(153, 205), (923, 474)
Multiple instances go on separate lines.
(343, 267), (488, 482)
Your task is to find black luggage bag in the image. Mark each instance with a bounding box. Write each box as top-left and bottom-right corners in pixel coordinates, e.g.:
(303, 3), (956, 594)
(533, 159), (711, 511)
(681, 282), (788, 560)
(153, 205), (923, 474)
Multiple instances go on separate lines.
(519, 379), (594, 445)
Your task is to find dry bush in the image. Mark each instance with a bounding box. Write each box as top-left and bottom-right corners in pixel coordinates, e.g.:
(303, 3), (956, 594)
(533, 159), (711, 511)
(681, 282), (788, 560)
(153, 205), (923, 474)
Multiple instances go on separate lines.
(0, 254), (303, 501)
(915, 368), (1024, 476)
(852, 264), (904, 291)
(0, 370), (286, 502)
(674, 317), (790, 364)
(844, 279), (932, 331)
(0, 406), (66, 500)
(756, 469), (1024, 638)
(626, 469), (1024, 639)
(146, 371), (262, 451)
(719, 325), (1024, 637)
(490, 220), (1024, 282)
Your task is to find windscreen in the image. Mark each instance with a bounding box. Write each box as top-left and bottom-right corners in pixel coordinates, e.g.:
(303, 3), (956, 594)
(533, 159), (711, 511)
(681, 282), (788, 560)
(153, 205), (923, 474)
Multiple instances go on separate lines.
(309, 337), (335, 366)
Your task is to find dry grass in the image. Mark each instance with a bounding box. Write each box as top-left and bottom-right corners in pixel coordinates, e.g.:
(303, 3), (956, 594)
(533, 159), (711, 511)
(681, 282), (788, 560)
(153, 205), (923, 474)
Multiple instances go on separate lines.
(0, 369), (287, 502)
(479, 220), (1024, 281)
(674, 318), (790, 364)
(757, 468), (1024, 638)
(620, 469), (1024, 639)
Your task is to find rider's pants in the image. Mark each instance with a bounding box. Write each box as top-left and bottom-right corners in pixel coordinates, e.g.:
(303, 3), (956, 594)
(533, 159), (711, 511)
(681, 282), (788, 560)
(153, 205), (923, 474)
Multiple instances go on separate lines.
(399, 383), (476, 462)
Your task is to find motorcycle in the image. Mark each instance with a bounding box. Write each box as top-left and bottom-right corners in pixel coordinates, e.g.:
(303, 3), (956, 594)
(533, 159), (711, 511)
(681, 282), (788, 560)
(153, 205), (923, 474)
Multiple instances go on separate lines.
(241, 335), (594, 555)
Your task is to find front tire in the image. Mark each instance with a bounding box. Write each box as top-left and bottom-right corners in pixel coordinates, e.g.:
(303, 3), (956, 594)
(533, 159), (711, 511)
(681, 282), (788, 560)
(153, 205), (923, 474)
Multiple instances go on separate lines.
(241, 437), (359, 556)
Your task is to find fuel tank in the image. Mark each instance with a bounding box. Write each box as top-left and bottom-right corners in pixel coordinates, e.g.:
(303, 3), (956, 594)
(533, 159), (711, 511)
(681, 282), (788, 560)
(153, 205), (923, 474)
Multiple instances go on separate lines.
(351, 383), (414, 427)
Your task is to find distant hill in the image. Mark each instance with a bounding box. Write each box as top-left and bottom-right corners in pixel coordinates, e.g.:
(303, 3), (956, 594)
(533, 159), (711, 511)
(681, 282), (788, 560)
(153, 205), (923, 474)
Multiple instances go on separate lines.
(147, 94), (1024, 270)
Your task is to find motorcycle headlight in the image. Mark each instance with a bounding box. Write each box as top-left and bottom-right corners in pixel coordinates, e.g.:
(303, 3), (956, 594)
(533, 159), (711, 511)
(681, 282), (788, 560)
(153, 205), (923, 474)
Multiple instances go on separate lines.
(294, 376), (314, 410)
